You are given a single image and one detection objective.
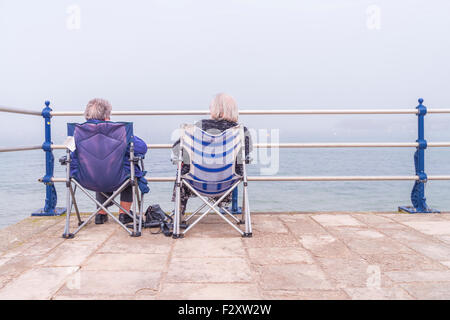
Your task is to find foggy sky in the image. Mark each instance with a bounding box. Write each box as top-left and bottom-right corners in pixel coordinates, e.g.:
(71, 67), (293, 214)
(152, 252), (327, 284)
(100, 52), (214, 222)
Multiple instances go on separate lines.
(1, 0), (449, 146)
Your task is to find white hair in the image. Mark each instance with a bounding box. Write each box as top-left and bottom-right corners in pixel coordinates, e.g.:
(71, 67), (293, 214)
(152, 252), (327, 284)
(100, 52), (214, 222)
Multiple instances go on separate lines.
(84, 98), (112, 120)
(209, 93), (238, 123)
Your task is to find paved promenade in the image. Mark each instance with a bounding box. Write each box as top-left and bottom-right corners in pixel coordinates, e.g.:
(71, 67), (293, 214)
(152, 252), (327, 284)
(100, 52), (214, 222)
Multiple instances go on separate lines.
(0, 212), (450, 300)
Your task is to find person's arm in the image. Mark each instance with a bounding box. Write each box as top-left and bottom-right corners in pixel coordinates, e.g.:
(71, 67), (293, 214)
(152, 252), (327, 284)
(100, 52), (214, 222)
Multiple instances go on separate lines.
(172, 139), (191, 164)
(132, 136), (147, 157)
(244, 126), (253, 163)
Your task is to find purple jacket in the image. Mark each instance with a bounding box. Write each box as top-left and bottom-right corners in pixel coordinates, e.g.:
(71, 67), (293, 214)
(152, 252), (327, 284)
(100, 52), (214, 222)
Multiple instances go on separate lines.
(70, 120), (148, 178)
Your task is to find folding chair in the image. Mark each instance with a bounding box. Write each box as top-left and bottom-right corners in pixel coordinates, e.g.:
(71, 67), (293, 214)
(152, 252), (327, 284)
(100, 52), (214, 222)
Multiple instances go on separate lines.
(60, 121), (146, 238)
(172, 124), (252, 238)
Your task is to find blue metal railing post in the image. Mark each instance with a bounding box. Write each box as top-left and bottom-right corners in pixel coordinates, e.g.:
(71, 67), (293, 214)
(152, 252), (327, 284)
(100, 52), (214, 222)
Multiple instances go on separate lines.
(221, 186), (242, 215)
(417, 98), (427, 185)
(32, 101), (66, 216)
(399, 98), (438, 213)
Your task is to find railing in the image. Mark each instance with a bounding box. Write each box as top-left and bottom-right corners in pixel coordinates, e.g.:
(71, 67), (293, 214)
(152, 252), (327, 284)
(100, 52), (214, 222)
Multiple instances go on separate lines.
(1, 98), (449, 215)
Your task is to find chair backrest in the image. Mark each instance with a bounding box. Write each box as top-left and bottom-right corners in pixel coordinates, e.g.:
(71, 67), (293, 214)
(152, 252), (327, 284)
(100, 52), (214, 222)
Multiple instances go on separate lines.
(68, 121), (133, 192)
(180, 124), (244, 197)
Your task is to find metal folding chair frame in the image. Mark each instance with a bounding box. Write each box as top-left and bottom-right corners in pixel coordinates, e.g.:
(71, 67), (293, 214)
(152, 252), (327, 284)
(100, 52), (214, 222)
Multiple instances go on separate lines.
(172, 125), (252, 238)
(62, 141), (144, 238)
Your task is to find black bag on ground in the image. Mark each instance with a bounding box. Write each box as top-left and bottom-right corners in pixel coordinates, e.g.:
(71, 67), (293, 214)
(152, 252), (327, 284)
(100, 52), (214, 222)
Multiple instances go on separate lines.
(143, 204), (173, 236)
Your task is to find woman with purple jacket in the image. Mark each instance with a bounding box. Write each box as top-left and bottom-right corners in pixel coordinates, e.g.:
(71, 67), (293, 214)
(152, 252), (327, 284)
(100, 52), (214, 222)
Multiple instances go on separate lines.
(70, 98), (148, 225)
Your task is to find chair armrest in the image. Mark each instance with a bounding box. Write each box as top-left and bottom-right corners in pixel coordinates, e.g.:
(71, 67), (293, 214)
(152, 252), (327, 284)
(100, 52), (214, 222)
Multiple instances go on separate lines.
(59, 155), (69, 165)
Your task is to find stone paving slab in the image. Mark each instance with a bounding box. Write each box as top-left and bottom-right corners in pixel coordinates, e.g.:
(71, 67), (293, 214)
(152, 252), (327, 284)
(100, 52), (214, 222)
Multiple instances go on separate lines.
(280, 215), (330, 235)
(158, 283), (262, 300)
(398, 282), (450, 300)
(360, 253), (448, 272)
(98, 233), (172, 254)
(56, 270), (161, 297)
(0, 212), (450, 299)
(0, 216), (61, 253)
(83, 253), (168, 272)
(247, 247), (314, 265)
(172, 237), (246, 258)
(259, 264), (333, 291)
(36, 241), (98, 267)
(261, 289), (349, 300)
(401, 240), (450, 261)
(0, 266), (78, 300)
(344, 237), (415, 256)
(311, 214), (363, 227)
(438, 235), (450, 245)
(0, 255), (44, 288)
(166, 257), (253, 283)
(402, 221), (450, 236)
(298, 234), (355, 258)
(252, 216), (290, 234)
(343, 287), (414, 300)
(384, 270), (450, 283)
(316, 256), (392, 289)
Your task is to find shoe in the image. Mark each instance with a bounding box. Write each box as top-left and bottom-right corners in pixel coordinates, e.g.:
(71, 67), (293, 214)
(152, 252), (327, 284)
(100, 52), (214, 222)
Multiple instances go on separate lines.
(119, 212), (134, 224)
(95, 214), (108, 224)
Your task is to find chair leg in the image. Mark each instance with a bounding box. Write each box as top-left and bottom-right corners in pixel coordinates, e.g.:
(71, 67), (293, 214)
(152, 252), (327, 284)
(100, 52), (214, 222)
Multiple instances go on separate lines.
(138, 192), (144, 234)
(135, 185), (144, 234)
(182, 180), (244, 236)
(173, 180), (183, 238)
(62, 182), (74, 239)
(240, 186), (246, 225)
(71, 179), (133, 235)
(70, 185), (83, 226)
(220, 206), (241, 224)
(243, 184), (252, 237)
(130, 179), (141, 237)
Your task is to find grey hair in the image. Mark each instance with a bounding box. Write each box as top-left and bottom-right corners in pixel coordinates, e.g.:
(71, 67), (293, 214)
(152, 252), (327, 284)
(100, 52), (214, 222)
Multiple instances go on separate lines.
(84, 98), (112, 120)
(209, 93), (238, 123)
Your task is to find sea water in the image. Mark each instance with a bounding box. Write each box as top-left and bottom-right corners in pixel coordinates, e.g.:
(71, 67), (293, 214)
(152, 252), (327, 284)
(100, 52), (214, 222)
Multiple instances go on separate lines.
(1, 147), (450, 230)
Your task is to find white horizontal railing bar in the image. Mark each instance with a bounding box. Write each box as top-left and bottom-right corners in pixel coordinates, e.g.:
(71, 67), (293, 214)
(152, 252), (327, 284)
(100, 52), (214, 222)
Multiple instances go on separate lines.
(0, 106), (42, 116)
(254, 142), (419, 148)
(3, 107), (450, 117)
(427, 142), (450, 147)
(51, 110), (209, 116)
(52, 142), (450, 150)
(45, 177), (178, 183)
(50, 109), (423, 117)
(247, 176), (419, 181)
(51, 145), (67, 150)
(426, 175), (450, 180)
(0, 145), (42, 152)
(48, 175), (450, 183)
(145, 144), (173, 149)
(47, 177), (179, 182)
(52, 143), (173, 149)
(47, 175), (450, 183)
(51, 144), (171, 149)
(427, 109), (450, 114)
